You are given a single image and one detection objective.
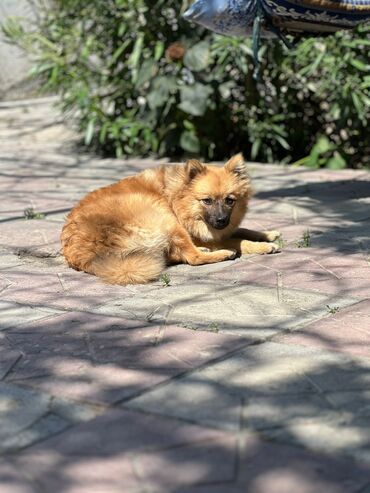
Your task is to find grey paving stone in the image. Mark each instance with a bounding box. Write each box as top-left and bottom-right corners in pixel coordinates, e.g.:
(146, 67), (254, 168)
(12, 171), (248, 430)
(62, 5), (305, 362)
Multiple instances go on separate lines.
(135, 435), (237, 489)
(0, 381), (107, 453)
(265, 415), (370, 464)
(175, 434), (370, 493)
(242, 393), (338, 430)
(1, 413), (70, 453)
(0, 382), (50, 448)
(127, 342), (370, 465)
(50, 396), (106, 424)
(0, 250), (22, 270)
(0, 300), (60, 331)
(4, 311), (248, 404)
(0, 338), (21, 380)
(326, 390), (370, 417)
(91, 281), (356, 338)
(126, 376), (243, 431)
(14, 408), (230, 493)
(0, 459), (37, 493)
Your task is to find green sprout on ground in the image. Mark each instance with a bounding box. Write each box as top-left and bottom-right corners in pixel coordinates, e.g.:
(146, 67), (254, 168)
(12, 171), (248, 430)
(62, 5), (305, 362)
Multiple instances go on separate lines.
(296, 230), (311, 248)
(159, 273), (171, 287)
(326, 305), (340, 315)
(276, 236), (287, 249)
(23, 207), (45, 220)
(182, 323), (197, 331)
(208, 322), (220, 333)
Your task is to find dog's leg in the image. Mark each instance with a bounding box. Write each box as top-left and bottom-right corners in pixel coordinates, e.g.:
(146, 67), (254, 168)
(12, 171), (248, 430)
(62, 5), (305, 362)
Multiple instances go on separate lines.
(232, 228), (281, 242)
(168, 226), (237, 265)
(203, 237), (280, 255)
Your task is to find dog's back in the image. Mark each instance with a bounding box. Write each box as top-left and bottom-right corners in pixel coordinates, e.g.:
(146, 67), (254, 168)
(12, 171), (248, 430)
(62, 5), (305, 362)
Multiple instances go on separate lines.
(61, 168), (176, 284)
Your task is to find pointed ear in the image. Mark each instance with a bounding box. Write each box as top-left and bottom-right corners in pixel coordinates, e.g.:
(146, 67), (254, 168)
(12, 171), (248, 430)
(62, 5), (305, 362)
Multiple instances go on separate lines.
(224, 153), (248, 179)
(185, 159), (206, 181)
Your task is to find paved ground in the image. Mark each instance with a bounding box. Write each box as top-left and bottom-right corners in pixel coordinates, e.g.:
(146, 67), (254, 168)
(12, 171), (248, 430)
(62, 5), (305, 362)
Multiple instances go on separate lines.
(0, 97), (370, 493)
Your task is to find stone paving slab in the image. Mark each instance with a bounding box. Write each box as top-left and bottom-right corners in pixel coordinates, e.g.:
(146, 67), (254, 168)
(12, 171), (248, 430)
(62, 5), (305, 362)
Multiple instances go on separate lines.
(90, 281), (356, 338)
(1, 98), (370, 492)
(127, 341), (370, 464)
(0, 300), (61, 331)
(0, 380), (105, 454)
(276, 299), (370, 358)
(0, 459), (37, 493)
(8, 411), (370, 493)
(211, 247), (370, 298)
(2, 311), (249, 406)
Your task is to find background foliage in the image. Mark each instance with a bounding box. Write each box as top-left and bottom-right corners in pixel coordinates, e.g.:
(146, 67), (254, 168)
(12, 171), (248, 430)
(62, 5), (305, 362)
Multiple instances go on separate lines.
(4, 0), (370, 168)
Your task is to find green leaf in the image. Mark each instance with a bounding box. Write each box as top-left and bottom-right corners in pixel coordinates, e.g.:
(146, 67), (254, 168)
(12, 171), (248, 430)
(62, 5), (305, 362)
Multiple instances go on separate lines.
(180, 130), (200, 153)
(111, 39), (131, 63)
(128, 32), (144, 69)
(85, 119), (95, 145)
(183, 119), (195, 131)
(178, 83), (213, 116)
(147, 76), (177, 109)
(313, 136), (333, 155)
(184, 41), (210, 72)
(99, 121), (110, 144)
(350, 59), (370, 72)
(154, 41), (165, 61)
(251, 139), (261, 160)
(327, 153), (346, 169)
(275, 135), (290, 151)
(135, 59), (158, 88)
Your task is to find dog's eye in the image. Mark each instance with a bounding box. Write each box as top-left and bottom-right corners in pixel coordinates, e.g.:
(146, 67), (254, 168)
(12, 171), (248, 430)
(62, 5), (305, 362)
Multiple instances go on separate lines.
(225, 197), (235, 206)
(201, 198), (213, 205)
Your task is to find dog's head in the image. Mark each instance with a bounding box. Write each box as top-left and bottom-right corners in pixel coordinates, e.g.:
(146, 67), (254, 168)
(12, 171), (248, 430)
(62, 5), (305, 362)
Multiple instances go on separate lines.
(175, 154), (252, 241)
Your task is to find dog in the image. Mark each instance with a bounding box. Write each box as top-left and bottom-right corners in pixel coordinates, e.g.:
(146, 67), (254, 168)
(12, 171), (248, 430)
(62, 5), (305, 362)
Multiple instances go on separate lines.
(61, 154), (280, 285)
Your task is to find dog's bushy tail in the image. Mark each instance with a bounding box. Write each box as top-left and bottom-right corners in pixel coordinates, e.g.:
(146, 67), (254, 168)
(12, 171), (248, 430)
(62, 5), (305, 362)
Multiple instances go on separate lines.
(92, 252), (165, 285)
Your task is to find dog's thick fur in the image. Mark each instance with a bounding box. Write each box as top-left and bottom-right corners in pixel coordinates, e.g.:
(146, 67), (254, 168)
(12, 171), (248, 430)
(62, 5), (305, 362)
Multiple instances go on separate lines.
(61, 154), (280, 285)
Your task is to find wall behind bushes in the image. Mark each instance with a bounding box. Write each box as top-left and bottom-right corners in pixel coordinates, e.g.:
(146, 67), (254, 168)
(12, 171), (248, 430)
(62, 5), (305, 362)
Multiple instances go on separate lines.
(4, 0), (369, 168)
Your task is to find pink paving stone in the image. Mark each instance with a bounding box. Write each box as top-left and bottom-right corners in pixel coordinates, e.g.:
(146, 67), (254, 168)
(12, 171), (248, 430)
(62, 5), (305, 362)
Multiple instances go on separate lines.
(0, 460), (37, 493)
(0, 195), (72, 220)
(213, 248), (369, 298)
(276, 299), (370, 358)
(136, 435), (237, 488)
(0, 266), (137, 311)
(14, 408), (229, 492)
(0, 220), (61, 255)
(0, 276), (11, 293)
(236, 434), (370, 493)
(0, 337), (21, 379)
(5, 311), (248, 403)
(175, 436), (370, 493)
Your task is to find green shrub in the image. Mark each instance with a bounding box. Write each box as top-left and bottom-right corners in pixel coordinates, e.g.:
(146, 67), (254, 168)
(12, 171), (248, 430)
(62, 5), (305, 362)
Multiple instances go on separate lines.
(3, 0), (369, 168)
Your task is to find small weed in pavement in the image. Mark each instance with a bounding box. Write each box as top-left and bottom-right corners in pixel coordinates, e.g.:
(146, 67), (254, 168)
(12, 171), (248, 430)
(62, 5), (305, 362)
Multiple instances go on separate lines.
(208, 322), (220, 333)
(24, 207), (45, 220)
(160, 273), (171, 287)
(326, 305), (339, 315)
(276, 236), (287, 249)
(183, 323), (197, 331)
(296, 230), (311, 248)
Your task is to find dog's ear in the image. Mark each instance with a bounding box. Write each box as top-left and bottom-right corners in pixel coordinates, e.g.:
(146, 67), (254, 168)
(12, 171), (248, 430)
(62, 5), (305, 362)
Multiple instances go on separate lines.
(224, 153), (248, 179)
(185, 159), (206, 181)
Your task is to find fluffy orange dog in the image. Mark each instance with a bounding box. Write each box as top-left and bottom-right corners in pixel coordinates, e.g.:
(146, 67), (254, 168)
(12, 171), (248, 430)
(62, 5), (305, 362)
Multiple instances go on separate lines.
(61, 154), (280, 284)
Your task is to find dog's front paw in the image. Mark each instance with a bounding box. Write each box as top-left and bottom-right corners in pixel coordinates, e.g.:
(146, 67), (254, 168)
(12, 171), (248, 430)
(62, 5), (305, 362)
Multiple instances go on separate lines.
(264, 230), (281, 242)
(198, 247), (211, 253)
(220, 249), (238, 261)
(268, 242), (281, 254)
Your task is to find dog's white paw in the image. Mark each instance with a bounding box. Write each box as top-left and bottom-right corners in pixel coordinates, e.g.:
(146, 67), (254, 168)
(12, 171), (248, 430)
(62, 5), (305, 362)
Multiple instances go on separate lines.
(268, 242), (281, 254)
(198, 247), (211, 253)
(264, 230), (281, 242)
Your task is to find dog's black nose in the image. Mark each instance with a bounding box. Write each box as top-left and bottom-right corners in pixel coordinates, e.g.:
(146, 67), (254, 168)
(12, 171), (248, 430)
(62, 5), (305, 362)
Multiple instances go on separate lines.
(215, 217), (228, 227)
